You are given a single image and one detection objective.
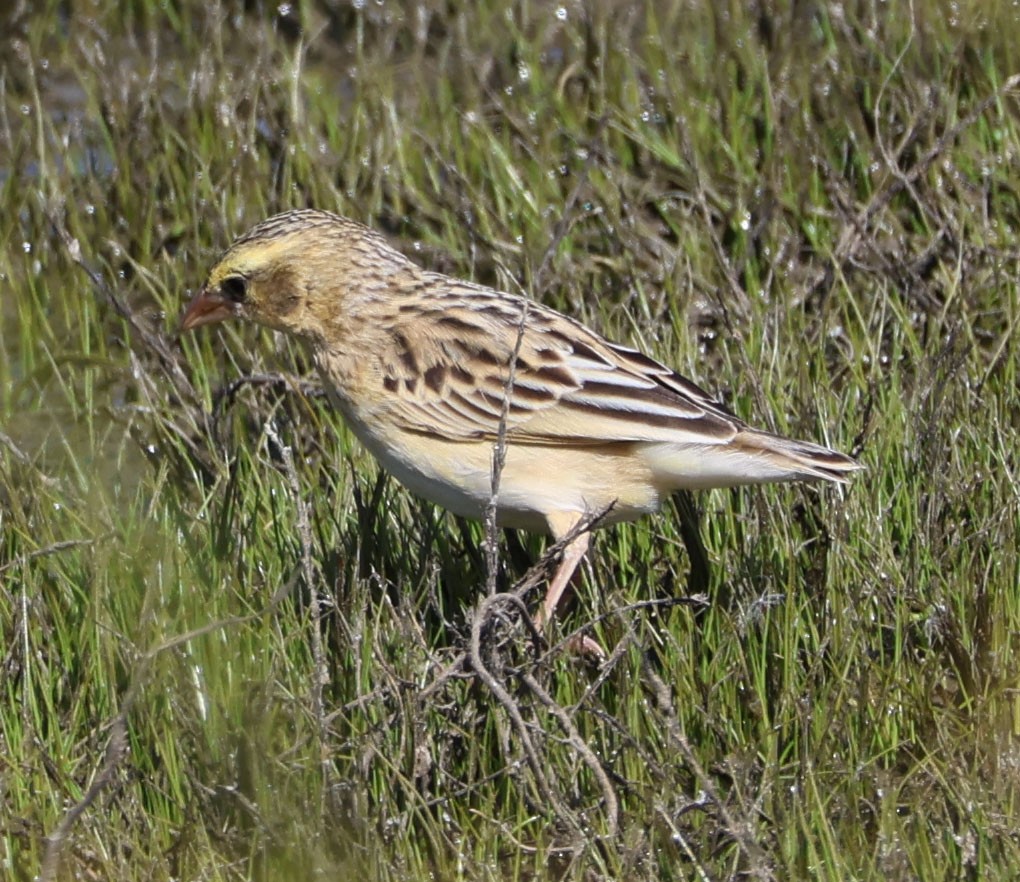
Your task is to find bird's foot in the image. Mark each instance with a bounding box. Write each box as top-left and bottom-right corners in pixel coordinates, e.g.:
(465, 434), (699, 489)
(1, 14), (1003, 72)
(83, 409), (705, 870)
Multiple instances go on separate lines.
(564, 632), (608, 662)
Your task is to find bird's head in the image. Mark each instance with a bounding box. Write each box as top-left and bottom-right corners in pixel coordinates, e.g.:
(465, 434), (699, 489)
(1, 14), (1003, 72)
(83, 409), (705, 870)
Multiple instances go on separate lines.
(180, 209), (410, 345)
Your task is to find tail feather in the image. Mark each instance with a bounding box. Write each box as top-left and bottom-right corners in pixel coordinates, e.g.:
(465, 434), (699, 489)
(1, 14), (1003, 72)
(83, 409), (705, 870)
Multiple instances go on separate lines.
(645, 429), (863, 491)
(734, 429), (863, 484)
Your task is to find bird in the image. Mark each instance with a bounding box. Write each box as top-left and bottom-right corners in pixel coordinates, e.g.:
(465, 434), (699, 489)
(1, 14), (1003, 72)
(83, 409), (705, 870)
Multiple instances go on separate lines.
(180, 208), (861, 647)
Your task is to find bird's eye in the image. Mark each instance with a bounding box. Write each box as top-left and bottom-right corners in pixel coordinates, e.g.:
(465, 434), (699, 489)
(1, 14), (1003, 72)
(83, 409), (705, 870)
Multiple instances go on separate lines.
(220, 275), (248, 303)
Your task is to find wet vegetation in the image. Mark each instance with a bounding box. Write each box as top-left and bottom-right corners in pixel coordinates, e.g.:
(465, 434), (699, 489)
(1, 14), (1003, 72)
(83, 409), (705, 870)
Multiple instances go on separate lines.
(2, 1), (1020, 879)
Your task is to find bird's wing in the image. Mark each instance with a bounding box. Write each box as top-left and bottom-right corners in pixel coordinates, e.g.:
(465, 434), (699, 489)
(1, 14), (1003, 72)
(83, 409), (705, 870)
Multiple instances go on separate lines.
(371, 279), (742, 448)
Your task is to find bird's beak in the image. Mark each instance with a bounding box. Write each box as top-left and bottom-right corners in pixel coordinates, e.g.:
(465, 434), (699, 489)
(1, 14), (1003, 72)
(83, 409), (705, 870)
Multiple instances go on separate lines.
(179, 288), (236, 332)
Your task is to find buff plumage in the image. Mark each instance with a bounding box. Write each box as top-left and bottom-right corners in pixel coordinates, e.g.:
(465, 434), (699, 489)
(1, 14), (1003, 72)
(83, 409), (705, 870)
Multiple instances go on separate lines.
(181, 209), (860, 641)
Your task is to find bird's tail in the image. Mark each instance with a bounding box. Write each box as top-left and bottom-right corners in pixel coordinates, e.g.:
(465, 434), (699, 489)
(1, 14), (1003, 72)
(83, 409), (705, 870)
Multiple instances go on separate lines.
(647, 429), (862, 490)
(730, 428), (863, 484)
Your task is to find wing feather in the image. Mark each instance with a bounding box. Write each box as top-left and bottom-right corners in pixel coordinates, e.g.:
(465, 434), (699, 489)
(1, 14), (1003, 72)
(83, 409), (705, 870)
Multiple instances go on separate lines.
(373, 280), (741, 447)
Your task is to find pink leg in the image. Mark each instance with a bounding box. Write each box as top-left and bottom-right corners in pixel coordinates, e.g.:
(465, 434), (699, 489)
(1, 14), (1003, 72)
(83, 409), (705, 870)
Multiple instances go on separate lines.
(536, 529), (590, 630)
(533, 514), (605, 657)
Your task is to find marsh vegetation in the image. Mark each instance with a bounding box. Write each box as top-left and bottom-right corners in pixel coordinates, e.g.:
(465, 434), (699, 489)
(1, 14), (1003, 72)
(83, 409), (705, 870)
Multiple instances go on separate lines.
(2, 2), (1019, 879)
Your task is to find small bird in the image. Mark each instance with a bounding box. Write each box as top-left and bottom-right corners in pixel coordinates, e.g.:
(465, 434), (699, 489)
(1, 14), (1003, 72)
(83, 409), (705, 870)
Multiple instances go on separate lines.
(181, 209), (861, 643)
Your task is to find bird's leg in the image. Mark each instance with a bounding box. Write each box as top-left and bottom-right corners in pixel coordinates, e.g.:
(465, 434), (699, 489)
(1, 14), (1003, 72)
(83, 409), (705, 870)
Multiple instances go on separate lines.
(534, 515), (605, 658)
(536, 529), (590, 631)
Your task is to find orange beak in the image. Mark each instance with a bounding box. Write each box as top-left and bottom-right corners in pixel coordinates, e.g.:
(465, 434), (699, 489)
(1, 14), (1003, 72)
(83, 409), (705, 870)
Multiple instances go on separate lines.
(179, 288), (236, 332)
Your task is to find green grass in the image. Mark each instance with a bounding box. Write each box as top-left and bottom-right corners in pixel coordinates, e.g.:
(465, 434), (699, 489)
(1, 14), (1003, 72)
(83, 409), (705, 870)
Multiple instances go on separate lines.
(2, 1), (1020, 879)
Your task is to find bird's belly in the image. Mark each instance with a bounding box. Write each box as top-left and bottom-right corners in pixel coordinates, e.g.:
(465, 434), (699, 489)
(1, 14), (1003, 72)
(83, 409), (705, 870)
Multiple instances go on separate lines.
(372, 437), (539, 527)
(348, 421), (663, 534)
